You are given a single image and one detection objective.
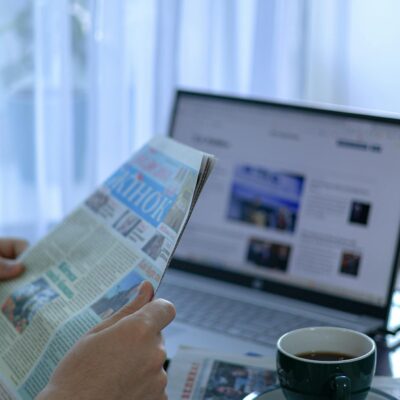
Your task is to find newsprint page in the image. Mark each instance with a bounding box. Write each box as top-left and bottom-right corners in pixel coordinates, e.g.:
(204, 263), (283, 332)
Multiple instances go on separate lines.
(0, 137), (214, 400)
(167, 347), (400, 400)
(167, 347), (278, 400)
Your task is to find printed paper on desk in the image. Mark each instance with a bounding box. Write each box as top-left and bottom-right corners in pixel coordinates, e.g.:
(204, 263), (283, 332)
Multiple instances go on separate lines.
(167, 346), (278, 400)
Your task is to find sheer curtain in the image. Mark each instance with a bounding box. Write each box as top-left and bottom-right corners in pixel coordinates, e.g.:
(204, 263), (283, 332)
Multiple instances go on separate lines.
(0, 0), (399, 242)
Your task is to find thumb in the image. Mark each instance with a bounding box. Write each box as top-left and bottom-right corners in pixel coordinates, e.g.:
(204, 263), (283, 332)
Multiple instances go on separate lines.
(89, 280), (154, 334)
(0, 258), (25, 281)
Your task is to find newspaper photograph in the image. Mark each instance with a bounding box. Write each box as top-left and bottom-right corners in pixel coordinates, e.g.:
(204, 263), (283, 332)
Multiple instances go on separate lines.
(167, 347), (278, 400)
(0, 137), (215, 400)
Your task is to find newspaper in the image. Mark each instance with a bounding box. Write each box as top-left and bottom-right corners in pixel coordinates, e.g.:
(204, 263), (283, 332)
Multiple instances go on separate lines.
(167, 347), (400, 399)
(167, 347), (278, 400)
(0, 136), (215, 400)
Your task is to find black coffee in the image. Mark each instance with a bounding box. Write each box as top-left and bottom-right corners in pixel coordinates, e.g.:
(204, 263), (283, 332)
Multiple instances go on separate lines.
(296, 351), (355, 361)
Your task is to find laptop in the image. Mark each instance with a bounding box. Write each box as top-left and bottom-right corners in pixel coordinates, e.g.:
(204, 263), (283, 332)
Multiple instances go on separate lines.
(158, 90), (400, 358)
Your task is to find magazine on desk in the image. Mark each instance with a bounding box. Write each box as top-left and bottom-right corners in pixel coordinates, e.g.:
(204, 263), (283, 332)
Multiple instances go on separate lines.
(167, 347), (400, 400)
(0, 137), (215, 400)
(167, 347), (278, 399)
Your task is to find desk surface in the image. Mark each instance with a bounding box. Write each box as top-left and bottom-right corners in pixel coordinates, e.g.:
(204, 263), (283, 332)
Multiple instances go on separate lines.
(377, 342), (400, 377)
(375, 290), (400, 377)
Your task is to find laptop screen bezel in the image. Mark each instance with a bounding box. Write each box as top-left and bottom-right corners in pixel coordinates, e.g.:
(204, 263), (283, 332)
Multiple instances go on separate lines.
(168, 89), (400, 324)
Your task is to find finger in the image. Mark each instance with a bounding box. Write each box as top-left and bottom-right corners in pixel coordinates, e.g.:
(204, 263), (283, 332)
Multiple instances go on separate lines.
(0, 238), (29, 259)
(0, 259), (25, 280)
(135, 298), (176, 332)
(13, 239), (29, 257)
(90, 281), (154, 334)
(159, 331), (165, 346)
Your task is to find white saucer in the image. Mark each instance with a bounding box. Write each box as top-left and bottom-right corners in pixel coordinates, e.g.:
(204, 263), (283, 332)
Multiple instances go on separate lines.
(244, 387), (396, 399)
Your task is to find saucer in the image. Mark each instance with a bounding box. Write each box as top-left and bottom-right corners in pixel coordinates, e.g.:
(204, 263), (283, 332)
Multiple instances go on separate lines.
(243, 386), (397, 400)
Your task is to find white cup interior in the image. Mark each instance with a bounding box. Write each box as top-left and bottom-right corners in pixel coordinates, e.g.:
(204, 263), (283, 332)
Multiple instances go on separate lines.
(278, 327), (375, 363)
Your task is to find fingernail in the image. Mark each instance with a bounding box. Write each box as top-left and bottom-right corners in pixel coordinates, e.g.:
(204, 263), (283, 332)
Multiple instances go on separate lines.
(11, 264), (25, 272)
(0, 263), (25, 278)
(137, 281), (146, 295)
(2, 261), (20, 269)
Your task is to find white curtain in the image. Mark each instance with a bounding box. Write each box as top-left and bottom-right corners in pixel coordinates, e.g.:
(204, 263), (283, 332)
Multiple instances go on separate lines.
(1, 0), (399, 242)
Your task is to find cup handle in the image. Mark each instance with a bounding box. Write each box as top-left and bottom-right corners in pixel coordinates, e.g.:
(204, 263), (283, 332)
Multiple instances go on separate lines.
(331, 375), (352, 400)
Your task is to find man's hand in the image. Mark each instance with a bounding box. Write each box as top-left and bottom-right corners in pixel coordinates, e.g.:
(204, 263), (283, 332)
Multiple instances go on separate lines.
(0, 238), (28, 281)
(37, 281), (176, 400)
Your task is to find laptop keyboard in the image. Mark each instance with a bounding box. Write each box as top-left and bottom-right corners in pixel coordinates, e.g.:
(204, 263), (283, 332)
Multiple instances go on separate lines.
(157, 282), (330, 346)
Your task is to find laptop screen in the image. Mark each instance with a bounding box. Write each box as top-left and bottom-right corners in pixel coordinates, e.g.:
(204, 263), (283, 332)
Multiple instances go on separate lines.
(169, 90), (400, 320)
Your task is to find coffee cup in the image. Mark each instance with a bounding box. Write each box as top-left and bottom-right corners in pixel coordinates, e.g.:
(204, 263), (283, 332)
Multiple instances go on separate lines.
(276, 327), (376, 400)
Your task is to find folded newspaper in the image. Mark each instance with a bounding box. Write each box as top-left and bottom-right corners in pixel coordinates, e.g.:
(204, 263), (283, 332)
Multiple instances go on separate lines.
(167, 347), (278, 399)
(0, 137), (215, 400)
(167, 347), (400, 400)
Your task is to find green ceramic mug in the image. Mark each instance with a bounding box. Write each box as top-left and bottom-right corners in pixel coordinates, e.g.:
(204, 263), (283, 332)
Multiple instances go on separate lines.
(276, 327), (376, 400)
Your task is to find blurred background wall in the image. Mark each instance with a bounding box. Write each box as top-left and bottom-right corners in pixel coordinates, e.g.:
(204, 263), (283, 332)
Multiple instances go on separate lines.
(1, 0), (399, 241)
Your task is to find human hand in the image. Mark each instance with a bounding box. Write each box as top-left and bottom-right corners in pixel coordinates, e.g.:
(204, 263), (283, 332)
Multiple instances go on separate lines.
(37, 281), (176, 400)
(0, 238), (28, 281)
